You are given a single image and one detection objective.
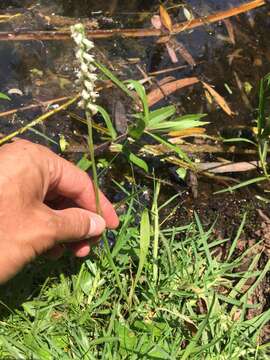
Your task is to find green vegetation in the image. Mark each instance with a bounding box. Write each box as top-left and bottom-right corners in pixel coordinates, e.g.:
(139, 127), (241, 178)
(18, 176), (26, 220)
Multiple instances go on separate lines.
(219, 73), (270, 195)
(0, 189), (269, 359)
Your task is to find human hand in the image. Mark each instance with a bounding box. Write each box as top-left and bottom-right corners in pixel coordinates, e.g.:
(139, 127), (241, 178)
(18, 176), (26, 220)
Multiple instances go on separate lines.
(0, 139), (119, 283)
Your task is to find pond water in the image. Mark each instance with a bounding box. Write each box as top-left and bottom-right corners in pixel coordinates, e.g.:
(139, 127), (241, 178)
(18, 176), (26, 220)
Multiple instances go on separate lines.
(0, 0), (269, 135)
(0, 0), (269, 224)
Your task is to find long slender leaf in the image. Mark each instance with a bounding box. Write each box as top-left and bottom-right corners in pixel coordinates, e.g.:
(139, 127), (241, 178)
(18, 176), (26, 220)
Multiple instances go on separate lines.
(128, 209), (150, 305)
(96, 105), (117, 140)
(148, 105), (176, 126)
(94, 61), (134, 99)
(227, 212), (247, 260)
(214, 176), (266, 194)
(258, 78), (265, 137)
(149, 119), (209, 132)
(147, 132), (191, 162)
(127, 80), (149, 125)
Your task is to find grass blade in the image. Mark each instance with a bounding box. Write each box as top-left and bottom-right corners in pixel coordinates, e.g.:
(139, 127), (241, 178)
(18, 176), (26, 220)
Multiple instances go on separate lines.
(214, 176), (266, 194)
(128, 209), (151, 305)
(152, 182), (160, 284)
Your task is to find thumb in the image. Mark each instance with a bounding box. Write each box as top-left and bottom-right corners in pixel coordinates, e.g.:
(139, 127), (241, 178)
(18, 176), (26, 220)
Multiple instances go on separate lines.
(51, 208), (106, 243)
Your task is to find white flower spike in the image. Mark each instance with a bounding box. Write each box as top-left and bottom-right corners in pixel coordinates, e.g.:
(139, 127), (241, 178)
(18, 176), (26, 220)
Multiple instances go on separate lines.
(70, 23), (99, 114)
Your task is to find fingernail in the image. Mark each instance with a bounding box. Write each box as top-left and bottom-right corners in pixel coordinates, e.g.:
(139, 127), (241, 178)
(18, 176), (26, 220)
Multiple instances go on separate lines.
(88, 214), (106, 237)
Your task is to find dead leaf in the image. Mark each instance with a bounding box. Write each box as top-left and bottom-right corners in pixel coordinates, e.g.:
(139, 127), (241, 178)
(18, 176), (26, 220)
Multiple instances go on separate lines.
(168, 127), (206, 137)
(165, 42), (178, 63)
(197, 161), (259, 173)
(151, 14), (162, 30)
(170, 38), (196, 67)
(159, 5), (173, 32)
(202, 81), (234, 116)
(158, 76), (176, 85)
(204, 89), (213, 104)
(113, 100), (128, 134)
(223, 19), (235, 44)
(147, 77), (199, 107)
(227, 48), (243, 65)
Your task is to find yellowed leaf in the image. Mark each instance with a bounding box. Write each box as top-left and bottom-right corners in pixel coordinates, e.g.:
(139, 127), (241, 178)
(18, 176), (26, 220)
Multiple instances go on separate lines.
(169, 127), (206, 137)
(202, 81), (234, 116)
(204, 89), (213, 104)
(159, 5), (173, 32)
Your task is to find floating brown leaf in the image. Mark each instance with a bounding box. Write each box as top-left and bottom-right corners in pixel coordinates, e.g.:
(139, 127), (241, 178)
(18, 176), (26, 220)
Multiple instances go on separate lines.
(202, 81), (234, 116)
(159, 5), (173, 32)
(147, 77), (199, 107)
(171, 38), (196, 67)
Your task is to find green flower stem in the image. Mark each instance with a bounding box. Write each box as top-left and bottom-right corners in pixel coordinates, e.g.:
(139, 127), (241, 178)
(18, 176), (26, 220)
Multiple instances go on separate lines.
(86, 110), (101, 214)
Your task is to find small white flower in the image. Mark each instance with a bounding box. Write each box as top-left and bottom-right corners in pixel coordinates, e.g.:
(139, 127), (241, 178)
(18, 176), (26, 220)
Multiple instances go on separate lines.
(71, 23), (99, 115)
(83, 38), (95, 50)
(80, 63), (89, 74)
(87, 103), (98, 114)
(83, 53), (95, 62)
(82, 89), (91, 100)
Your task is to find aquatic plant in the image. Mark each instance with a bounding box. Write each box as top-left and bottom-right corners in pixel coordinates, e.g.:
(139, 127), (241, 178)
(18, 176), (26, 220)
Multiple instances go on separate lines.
(218, 73), (270, 197)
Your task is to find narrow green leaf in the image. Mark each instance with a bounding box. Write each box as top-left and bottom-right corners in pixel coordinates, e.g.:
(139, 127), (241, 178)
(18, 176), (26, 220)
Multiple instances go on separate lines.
(258, 79), (265, 137)
(76, 154), (92, 171)
(130, 153), (148, 172)
(214, 176), (266, 194)
(94, 61), (134, 99)
(103, 235), (128, 301)
(149, 119), (208, 132)
(96, 105), (117, 140)
(181, 295), (216, 360)
(148, 132), (191, 162)
(128, 209), (150, 304)
(223, 138), (257, 146)
(227, 212), (247, 260)
(148, 105), (176, 126)
(126, 80), (149, 125)
(0, 92), (11, 101)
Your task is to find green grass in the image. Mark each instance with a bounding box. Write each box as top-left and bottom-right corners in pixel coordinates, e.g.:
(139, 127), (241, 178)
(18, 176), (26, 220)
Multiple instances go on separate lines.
(0, 189), (269, 359)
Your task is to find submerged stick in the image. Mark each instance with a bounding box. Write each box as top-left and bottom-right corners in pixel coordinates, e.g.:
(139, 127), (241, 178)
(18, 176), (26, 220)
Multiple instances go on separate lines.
(0, 96), (79, 145)
(0, 96), (71, 118)
(0, 0), (265, 41)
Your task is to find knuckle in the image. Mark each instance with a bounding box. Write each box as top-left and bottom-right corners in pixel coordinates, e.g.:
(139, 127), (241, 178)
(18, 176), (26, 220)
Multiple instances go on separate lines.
(76, 211), (90, 238)
(41, 212), (59, 243)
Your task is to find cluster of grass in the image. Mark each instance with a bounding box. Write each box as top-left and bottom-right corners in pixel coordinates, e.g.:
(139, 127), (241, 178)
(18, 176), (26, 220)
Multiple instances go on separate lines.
(0, 187), (269, 359)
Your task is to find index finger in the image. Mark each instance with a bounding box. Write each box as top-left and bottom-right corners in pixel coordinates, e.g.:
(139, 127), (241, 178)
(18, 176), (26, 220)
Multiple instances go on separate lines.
(47, 151), (119, 229)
